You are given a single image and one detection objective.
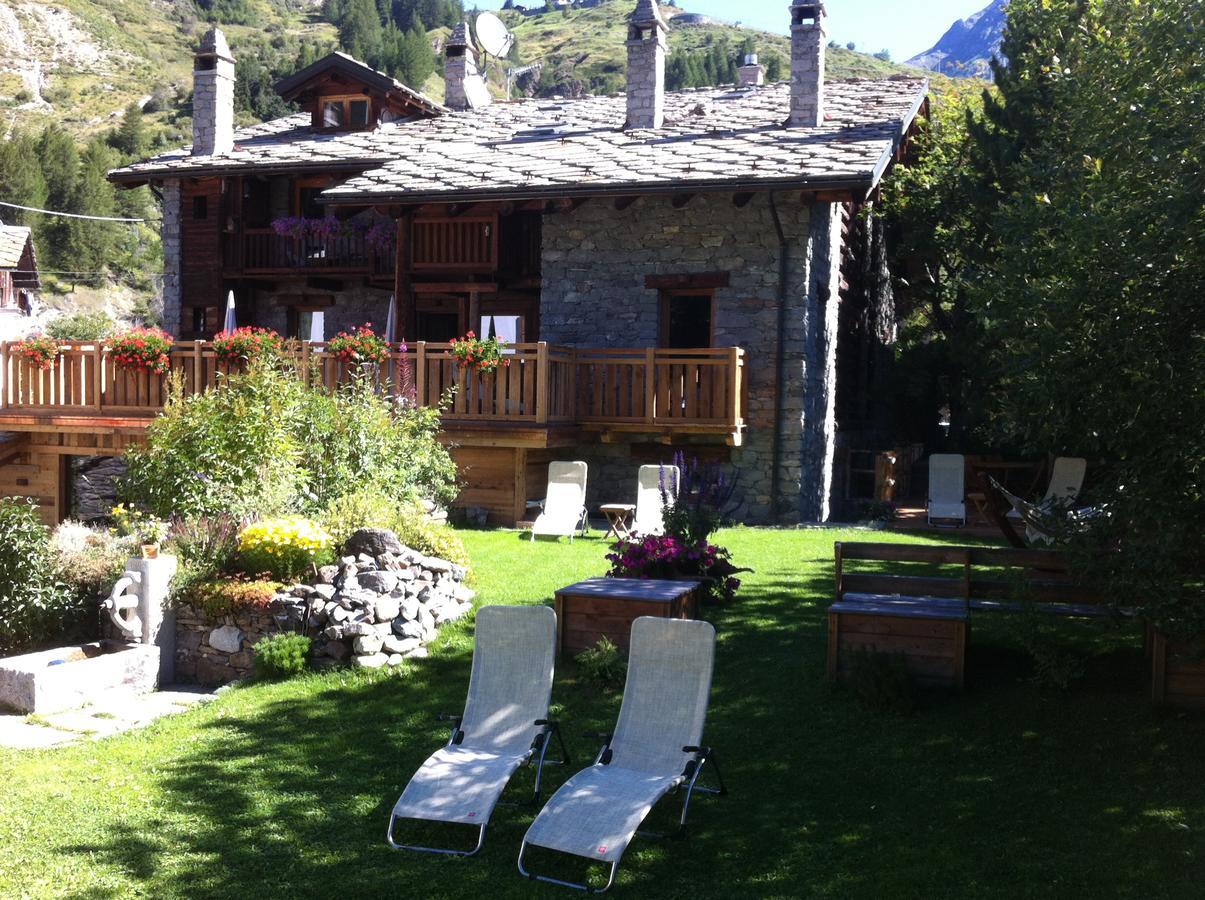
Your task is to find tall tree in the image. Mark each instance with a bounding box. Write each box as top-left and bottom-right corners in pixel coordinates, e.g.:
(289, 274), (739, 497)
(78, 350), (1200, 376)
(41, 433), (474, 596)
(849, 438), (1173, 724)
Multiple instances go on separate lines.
(112, 103), (147, 158)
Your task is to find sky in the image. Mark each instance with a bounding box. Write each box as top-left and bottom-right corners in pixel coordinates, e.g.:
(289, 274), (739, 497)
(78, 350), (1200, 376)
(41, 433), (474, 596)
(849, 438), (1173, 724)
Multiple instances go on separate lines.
(470, 0), (989, 62)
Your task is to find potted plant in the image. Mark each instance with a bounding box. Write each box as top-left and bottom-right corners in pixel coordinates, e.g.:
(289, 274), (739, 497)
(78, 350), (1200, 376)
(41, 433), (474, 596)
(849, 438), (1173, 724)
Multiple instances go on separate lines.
(108, 327), (174, 375)
(11, 333), (60, 371)
(326, 324), (390, 367)
(212, 326), (284, 364)
(449, 331), (509, 375)
(110, 503), (170, 558)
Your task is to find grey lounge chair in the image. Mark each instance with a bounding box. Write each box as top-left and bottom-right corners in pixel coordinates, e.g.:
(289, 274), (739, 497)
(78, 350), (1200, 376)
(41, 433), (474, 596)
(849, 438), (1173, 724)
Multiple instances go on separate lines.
(518, 617), (726, 892)
(387, 605), (569, 856)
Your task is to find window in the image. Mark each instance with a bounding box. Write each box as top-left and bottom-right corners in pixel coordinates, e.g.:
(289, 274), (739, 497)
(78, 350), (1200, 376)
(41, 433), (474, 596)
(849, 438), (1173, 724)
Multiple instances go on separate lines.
(190, 306), (208, 337)
(318, 95), (371, 131)
(659, 291), (714, 349)
(192, 195), (208, 220)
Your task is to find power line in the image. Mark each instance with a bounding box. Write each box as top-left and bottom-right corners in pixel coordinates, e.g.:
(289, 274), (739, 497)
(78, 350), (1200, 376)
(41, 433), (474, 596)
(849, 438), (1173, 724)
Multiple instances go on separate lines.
(0, 201), (145, 223)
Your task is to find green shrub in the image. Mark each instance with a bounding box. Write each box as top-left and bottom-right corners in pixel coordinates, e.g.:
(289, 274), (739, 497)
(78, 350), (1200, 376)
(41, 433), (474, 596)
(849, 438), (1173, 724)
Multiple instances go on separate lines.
(253, 633), (311, 680)
(575, 637), (627, 691)
(50, 521), (136, 603)
(0, 499), (78, 654)
(165, 514), (241, 603)
(237, 516), (333, 581)
(188, 576), (280, 620)
(320, 489), (400, 548)
(391, 502), (469, 568)
(45, 310), (114, 341)
(122, 361), (459, 520)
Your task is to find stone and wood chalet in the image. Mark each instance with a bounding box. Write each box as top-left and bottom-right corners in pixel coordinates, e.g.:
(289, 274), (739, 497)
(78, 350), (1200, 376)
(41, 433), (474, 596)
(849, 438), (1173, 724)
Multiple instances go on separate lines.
(0, 222), (38, 317)
(0, 1), (927, 526)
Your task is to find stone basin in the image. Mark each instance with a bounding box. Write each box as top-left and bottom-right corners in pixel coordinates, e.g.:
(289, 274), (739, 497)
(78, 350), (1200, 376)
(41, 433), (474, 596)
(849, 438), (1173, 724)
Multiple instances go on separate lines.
(0, 640), (160, 715)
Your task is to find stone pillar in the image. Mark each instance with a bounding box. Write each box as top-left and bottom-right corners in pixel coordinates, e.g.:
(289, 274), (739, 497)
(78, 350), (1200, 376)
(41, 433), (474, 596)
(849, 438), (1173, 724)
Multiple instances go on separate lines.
(159, 178), (182, 336)
(192, 28), (235, 157)
(625, 0), (668, 129)
(444, 22), (492, 110)
(788, 1), (826, 127)
(798, 202), (842, 522)
(738, 54), (766, 87)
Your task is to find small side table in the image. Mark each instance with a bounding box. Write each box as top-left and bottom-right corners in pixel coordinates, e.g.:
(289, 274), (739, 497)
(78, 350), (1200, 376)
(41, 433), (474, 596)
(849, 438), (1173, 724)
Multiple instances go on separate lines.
(599, 503), (636, 541)
(554, 577), (702, 656)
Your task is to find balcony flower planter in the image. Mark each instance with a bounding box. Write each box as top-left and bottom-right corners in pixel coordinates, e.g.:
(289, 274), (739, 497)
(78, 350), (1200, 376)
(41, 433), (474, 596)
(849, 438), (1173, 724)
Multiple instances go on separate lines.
(11, 334), (60, 371)
(108, 327), (173, 376)
(213, 327), (283, 365)
(326, 324), (390, 374)
(450, 331), (509, 376)
(1150, 628), (1205, 711)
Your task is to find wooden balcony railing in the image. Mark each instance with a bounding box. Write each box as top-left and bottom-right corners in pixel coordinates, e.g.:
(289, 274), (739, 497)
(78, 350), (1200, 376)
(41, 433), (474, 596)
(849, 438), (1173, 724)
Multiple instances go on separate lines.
(227, 229), (386, 274)
(0, 341), (745, 435)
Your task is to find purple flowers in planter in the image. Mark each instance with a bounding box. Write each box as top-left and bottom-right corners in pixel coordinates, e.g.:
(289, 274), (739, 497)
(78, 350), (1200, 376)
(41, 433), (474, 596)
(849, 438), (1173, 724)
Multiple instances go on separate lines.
(271, 215), (396, 252)
(605, 533), (744, 605)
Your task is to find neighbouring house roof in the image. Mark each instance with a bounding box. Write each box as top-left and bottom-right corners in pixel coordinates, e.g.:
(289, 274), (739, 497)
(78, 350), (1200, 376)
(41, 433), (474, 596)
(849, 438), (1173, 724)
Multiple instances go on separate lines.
(274, 51), (447, 117)
(0, 224), (38, 288)
(109, 77), (927, 203)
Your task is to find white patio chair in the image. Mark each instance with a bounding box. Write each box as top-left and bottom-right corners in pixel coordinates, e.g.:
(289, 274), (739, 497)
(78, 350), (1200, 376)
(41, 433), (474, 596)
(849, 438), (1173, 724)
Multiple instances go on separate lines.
(518, 617), (726, 892)
(632, 464), (679, 536)
(530, 461), (589, 541)
(927, 453), (966, 526)
(387, 605), (568, 856)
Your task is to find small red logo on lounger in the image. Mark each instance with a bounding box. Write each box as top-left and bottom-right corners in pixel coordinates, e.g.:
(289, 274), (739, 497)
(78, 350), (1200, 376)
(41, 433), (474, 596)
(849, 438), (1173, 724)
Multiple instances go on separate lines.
(597, 846), (607, 854)
(467, 812), (477, 817)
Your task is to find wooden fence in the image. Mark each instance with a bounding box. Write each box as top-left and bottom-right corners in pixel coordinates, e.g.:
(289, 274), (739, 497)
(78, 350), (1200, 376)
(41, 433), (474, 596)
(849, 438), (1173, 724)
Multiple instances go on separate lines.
(0, 341), (745, 430)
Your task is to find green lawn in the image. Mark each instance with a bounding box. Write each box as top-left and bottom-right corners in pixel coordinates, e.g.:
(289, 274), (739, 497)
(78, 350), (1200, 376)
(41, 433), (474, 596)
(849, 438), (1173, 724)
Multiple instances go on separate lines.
(1, 527), (1201, 898)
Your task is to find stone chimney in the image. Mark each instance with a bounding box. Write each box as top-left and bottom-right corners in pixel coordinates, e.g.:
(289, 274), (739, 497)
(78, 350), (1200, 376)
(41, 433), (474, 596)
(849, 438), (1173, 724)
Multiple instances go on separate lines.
(788, 1), (826, 127)
(625, 0), (668, 129)
(192, 28), (235, 157)
(444, 23), (492, 111)
(738, 53), (765, 87)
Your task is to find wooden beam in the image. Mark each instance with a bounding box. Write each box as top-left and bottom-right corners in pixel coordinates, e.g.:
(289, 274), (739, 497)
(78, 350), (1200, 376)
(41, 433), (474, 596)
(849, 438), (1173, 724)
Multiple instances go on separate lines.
(614, 196), (639, 211)
(546, 198), (587, 214)
(732, 192), (755, 208)
(396, 209), (415, 341)
(671, 194), (696, 209)
(803, 189), (857, 204)
(411, 282), (500, 294)
(644, 272), (731, 290)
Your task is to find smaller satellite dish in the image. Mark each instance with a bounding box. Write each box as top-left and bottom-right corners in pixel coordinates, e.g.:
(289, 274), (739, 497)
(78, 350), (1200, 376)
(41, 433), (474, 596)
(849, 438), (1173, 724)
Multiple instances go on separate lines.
(474, 12), (515, 59)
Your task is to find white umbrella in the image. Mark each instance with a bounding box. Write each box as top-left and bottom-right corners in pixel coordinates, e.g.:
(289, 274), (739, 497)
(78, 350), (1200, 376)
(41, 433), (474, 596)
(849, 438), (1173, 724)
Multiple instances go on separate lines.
(384, 293), (397, 344)
(307, 310), (325, 343)
(222, 291), (237, 333)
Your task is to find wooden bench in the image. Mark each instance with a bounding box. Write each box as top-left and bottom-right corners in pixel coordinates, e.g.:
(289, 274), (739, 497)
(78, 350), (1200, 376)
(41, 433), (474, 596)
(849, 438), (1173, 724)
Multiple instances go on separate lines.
(828, 542), (1113, 690)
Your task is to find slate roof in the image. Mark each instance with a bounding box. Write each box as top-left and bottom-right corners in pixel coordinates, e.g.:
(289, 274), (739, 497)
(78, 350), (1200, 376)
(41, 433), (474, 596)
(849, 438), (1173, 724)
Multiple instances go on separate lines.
(109, 77), (927, 203)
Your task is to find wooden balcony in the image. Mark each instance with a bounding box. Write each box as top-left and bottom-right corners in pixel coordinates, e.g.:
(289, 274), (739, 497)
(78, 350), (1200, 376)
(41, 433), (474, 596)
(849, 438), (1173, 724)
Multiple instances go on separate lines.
(224, 229), (392, 276)
(0, 342), (746, 444)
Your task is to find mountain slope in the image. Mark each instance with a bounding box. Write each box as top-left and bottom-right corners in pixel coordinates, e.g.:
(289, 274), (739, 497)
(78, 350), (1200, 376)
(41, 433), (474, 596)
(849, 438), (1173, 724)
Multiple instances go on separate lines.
(0, 0), (943, 141)
(906, 0), (1006, 80)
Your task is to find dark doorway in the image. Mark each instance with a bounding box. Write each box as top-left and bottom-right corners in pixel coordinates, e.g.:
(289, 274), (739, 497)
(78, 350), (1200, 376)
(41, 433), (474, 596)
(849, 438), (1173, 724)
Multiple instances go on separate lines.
(660, 292), (714, 348)
(417, 312), (460, 343)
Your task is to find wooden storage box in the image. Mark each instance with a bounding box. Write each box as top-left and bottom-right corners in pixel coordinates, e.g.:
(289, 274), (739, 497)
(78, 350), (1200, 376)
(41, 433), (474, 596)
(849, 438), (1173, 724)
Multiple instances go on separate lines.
(828, 599), (968, 690)
(1150, 630), (1205, 711)
(554, 577), (702, 656)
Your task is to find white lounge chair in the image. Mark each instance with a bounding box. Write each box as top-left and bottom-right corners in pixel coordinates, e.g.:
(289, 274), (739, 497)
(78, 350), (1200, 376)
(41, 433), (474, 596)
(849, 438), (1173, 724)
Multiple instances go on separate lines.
(1007, 456), (1087, 523)
(927, 453), (966, 526)
(632, 464), (679, 536)
(387, 605), (568, 856)
(518, 617), (726, 892)
(530, 461), (589, 541)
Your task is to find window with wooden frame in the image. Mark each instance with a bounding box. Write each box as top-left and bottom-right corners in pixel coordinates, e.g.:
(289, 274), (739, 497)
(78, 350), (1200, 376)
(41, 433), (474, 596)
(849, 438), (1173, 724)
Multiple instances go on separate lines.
(294, 176), (331, 219)
(658, 290), (716, 349)
(319, 95), (372, 131)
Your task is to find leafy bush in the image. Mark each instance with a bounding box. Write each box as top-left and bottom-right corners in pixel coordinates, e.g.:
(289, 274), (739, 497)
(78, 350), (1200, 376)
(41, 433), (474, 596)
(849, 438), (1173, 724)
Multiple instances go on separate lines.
(50, 521), (136, 603)
(391, 502), (469, 567)
(253, 632), (311, 680)
(187, 575), (280, 620)
(575, 637), (627, 691)
(238, 516), (333, 580)
(46, 311), (113, 341)
(122, 361), (458, 520)
(320, 489), (400, 548)
(0, 499), (78, 654)
(165, 514), (241, 603)
(605, 534), (745, 605)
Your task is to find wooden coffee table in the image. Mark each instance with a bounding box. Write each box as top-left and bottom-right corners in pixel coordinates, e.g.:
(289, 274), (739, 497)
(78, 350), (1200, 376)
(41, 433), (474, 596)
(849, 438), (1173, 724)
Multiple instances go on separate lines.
(554, 577), (702, 656)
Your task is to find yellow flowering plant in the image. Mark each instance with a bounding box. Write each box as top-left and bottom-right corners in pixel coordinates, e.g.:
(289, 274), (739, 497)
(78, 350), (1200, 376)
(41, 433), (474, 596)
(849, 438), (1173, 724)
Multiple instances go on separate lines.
(237, 516), (334, 581)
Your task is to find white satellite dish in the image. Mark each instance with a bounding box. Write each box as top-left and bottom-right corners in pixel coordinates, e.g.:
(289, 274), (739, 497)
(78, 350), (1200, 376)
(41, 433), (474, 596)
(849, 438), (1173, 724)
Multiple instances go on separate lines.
(474, 12), (515, 59)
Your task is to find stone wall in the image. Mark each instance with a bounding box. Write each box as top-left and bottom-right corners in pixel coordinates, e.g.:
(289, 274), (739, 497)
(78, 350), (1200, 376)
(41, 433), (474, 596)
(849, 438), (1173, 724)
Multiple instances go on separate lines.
(539, 192), (841, 522)
(252, 283), (393, 340)
(159, 179), (182, 337)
